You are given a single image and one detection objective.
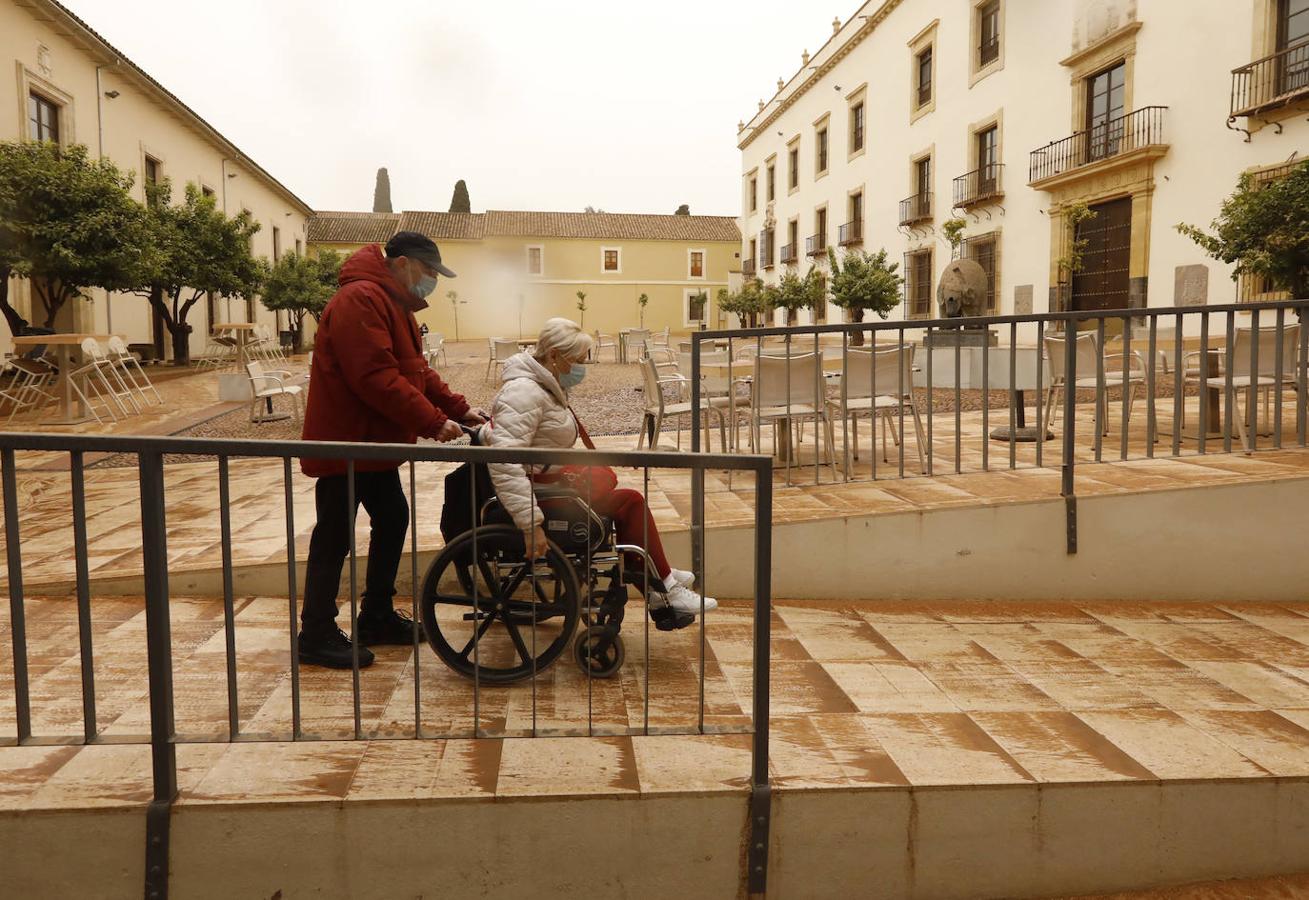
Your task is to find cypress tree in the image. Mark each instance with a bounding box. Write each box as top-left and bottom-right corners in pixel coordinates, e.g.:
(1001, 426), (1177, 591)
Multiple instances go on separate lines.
(372, 167), (393, 213)
(449, 179), (471, 214)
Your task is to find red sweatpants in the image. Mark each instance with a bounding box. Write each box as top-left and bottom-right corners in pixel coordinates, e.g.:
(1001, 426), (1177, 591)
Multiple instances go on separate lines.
(590, 488), (671, 579)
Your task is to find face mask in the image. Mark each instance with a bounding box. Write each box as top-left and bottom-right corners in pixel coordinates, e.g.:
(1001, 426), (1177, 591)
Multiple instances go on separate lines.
(558, 364), (587, 391)
(410, 274), (437, 301)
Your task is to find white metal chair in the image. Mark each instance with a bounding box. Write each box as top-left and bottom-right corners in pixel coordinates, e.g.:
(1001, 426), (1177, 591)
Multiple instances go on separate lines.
(592, 331), (619, 363)
(486, 338), (519, 380)
(424, 332), (448, 367)
(624, 329), (651, 363)
(80, 338), (139, 416)
(635, 355), (728, 451)
(748, 352), (838, 479)
(1043, 331), (1149, 436)
(107, 336), (162, 406)
(246, 361), (303, 423)
(2, 358), (56, 424)
(650, 327), (671, 351)
(828, 346), (927, 474)
(677, 349), (752, 450)
(1189, 324), (1302, 452)
(198, 328), (238, 371)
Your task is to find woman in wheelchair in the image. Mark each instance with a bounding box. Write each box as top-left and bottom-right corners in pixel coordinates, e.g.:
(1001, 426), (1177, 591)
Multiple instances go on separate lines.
(480, 318), (716, 617)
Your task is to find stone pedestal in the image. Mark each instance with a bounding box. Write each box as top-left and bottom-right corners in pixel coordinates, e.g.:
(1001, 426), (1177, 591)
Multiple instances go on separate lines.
(218, 373), (253, 401)
(924, 327), (999, 349)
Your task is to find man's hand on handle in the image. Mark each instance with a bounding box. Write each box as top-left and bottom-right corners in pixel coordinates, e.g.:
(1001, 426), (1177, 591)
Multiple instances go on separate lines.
(434, 419), (464, 442)
(462, 408), (489, 426)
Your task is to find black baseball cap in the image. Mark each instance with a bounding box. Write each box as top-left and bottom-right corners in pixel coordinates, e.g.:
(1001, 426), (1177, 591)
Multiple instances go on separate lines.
(384, 231), (456, 278)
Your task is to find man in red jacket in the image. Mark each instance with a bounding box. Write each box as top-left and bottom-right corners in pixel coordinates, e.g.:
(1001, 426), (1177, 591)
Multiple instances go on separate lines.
(299, 232), (485, 669)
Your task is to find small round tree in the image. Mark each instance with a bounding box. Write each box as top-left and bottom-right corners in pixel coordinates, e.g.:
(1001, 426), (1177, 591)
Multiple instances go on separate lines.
(826, 247), (904, 346)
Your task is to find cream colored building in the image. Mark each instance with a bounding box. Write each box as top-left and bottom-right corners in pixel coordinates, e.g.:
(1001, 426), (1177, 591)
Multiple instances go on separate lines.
(738, 0), (1309, 333)
(1, 0), (312, 359)
(308, 210), (742, 341)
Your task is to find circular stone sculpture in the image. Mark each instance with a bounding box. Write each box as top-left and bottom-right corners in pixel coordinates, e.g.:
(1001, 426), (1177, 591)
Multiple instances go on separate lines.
(937, 257), (989, 319)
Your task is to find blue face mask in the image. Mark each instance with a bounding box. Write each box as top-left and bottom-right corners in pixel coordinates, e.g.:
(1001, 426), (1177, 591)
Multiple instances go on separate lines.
(558, 364), (587, 391)
(410, 274), (437, 301)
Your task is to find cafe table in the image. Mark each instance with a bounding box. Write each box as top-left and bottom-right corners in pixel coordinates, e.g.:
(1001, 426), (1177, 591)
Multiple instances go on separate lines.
(10, 333), (121, 425)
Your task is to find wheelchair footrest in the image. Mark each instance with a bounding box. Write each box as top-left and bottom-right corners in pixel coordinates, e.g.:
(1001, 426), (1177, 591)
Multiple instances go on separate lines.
(650, 606), (696, 632)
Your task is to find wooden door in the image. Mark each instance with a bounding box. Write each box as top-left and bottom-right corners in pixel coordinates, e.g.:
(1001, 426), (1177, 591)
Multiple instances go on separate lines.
(1071, 197), (1132, 312)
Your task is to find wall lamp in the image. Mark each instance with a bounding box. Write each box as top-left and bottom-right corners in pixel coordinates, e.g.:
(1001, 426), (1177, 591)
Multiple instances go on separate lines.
(103, 90), (120, 99)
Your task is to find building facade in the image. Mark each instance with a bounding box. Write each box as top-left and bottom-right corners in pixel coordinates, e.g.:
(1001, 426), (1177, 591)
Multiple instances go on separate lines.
(1, 0), (312, 358)
(737, 0), (1309, 331)
(308, 210), (742, 341)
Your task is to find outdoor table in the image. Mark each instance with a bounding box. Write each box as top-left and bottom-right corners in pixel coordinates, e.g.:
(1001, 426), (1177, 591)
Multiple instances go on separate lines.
(213, 323), (257, 372)
(11, 333), (120, 425)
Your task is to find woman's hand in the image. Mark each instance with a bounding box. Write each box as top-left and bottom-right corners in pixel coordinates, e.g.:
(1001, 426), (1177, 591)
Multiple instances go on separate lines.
(524, 525), (549, 559)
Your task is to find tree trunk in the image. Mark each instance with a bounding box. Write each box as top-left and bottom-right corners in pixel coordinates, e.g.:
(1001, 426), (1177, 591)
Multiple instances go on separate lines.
(169, 321), (194, 366)
(291, 316), (304, 354)
(848, 307), (866, 346)
(0, 267), (30, 337)
(150, 286), (166, 360)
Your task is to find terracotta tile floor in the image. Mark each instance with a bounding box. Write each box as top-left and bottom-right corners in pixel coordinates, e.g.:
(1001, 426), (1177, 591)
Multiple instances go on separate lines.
(2, 597), (1309, 809)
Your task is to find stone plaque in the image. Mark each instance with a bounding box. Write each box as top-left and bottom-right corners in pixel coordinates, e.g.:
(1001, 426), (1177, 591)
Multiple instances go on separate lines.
(1013, 284), (1034, 316)
(1174, 264), (1208, 306)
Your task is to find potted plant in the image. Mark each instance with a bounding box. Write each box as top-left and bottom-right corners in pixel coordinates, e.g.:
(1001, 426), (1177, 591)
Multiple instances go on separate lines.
(575, 289), (587, 329)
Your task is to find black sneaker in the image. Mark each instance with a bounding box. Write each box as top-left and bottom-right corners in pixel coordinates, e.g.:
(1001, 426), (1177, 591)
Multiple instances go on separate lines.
(357, 608), (421, 647)
(298, 627), (376, 669)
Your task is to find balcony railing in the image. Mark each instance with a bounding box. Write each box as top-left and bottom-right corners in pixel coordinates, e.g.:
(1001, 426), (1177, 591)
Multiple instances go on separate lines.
(837, 219), (863, 246)
(805, 233), (827, 256)
(898, 192), (933, 225)
(952, 164), (1004, 208)
(1028, 106), (1168, 184)
(742, 258), (756, 278)
(780, 243), (798, 265)
(917, 83), (932, 107)
(1231, 40), (1309, 119)
(978, 35), (1000, 67)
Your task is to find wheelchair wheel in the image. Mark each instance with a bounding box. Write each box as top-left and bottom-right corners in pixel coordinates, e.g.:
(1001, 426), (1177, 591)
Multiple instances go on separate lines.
(421, 525), (580, 685)
(573, 625), (625, 679)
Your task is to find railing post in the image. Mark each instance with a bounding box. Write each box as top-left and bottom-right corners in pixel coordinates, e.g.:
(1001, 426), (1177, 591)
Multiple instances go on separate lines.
(1061, 322), (1078, 554)
(139, 450), (176, 900)
(690, 333), (704, 594)
(747, 459), (773, 897)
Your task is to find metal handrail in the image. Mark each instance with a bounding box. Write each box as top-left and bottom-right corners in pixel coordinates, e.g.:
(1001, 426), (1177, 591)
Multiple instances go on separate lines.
(899, 192), (933, 225)
(837, 219), (862, 246)
(780, 243), (798, 264)
(805, 234), (827, 256)
(953, 164), (1004, 207)
(1028, 105), (1168, 183)
(0, 431), (774, 896)
(1231, 40), (1309, 117)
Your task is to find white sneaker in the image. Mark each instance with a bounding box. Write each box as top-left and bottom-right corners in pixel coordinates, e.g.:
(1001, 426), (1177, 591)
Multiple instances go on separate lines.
(665, 583), (717, 615)
(669, 568), (695, 587)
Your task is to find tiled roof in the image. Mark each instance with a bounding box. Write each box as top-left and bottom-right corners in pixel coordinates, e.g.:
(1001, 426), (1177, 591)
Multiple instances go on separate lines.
(306, 212), (400, 244)
(396, 212), (487, 240)
(484, 211), (741, 242)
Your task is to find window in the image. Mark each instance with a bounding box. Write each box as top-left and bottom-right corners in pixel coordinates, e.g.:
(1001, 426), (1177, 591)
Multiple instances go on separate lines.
(1085, 62), (1126, 161)
(272, 226), (282, 262)
(850, 191), (863, 227)
(761, 228), (775, 269)
(840, 192), (864, 245)
(916, 47), (934, 107)
(976, 126), (999, 192)
(812, 273), (827, 324)
(1280, 0), (1309, 51)
(27, 92), (59, 144)
(143, 156), (161, 185)
(766, 162), (776, 202)
(786, 220), (799, 263)
(816, 127), (829, 174)
(201, 185), (215, 199)
(689, 249), (705, 278)
(905, 249), (934, 317)
(685, 289), (708, 327)
(962, 234), (999, 313)
(527, 245), (543, 275)
(788, 146), (799, 190)
(916, 156), (932, 200)
(811, 207), (828, 255)
(850, 102), (865, 153)
(602, 248), (621, 272)
(978, 0), (1001, 67)
(747, 238), (758, 275)
(295, 238), (303, 256)
(749, 176), (758, 212)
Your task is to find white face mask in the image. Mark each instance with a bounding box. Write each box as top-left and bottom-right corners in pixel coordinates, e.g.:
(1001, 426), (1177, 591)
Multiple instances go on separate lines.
(410, 274), (437, 300)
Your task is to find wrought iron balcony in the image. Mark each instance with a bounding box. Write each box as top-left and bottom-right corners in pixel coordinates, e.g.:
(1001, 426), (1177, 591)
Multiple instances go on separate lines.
(978, 35), (1000, 68)
(780, 243), (798, 265)
(805, 233), (827, 256)
(898, 192), (933, 226)
(1231, 41), (1309, 120)
(742, 258), (756, 278)
(952, 164), (1004, 208)
(837, 219), (863, 246)
(1028, 106), (1168, 185)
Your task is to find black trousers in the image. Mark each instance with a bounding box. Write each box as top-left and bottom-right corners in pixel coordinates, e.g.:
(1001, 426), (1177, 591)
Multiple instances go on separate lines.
(301, 469), (409, 635)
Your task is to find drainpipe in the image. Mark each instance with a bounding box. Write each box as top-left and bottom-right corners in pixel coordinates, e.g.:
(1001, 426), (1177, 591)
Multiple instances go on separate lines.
(95, 58), (120, 333)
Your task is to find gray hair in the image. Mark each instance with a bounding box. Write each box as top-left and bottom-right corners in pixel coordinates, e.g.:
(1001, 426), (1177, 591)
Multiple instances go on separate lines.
(533, 317), (594, 363)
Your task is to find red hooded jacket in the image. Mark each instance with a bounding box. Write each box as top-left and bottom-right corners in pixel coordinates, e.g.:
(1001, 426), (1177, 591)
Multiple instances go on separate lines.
(300, 245), (469, 476)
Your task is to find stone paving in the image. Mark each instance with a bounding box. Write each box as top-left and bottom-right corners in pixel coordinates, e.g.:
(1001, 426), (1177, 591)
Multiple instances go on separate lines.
(2, 597), (1309, 809)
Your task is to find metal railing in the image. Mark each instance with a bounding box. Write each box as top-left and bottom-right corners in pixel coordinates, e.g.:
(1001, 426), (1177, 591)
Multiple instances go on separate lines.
(1231, 40), (1309, 118)
(978, 35), (1000, 67)
(899, 192), (933, 225)
(837, 219), (862, 246)
(0, 433), (774, 897)
(805, 233), (827, 257)
(690, 301), (1309, 536)
(1029, 106), (1168, 184)
(780, 243), (798, 265)
(742, 258), (757, 278)
(953, 164), (1004, 207)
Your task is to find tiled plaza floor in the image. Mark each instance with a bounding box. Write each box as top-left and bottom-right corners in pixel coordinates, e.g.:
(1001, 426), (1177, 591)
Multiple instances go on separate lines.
(2, 597), (1309, 809)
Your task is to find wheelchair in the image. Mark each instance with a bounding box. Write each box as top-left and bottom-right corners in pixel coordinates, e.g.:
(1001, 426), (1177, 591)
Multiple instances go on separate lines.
(421, 442), (695, 685)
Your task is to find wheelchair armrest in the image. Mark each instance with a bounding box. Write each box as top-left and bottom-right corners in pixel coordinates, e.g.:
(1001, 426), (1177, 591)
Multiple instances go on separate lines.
(533, 483), (581, 503)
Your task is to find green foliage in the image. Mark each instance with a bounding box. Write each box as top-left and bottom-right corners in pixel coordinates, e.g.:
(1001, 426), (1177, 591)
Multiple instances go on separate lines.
(637, 291), (649, 326)
(718, 279), (770, 327)
(449, 179), (471, 214)
(941, 218), (968, 255)
(825, 246), (903, 317)
(1177, 161), (1309, 298)
(575, 289), (587, 328)
(687, 289), (708, 323)
(1056, 200), (1097, 282)
(774, 267), (827, 317)
(0, 140), (151, 330)
(674, 204), (690, 215)
(262, 250), (341, 350)
(134, 179), (263, 364)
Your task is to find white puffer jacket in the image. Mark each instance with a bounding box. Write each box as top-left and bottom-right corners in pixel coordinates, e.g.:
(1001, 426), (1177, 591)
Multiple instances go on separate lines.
(479, 352), (580, 532)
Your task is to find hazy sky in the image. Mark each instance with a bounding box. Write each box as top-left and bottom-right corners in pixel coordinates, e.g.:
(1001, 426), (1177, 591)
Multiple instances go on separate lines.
(66, 0), (840, 216)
